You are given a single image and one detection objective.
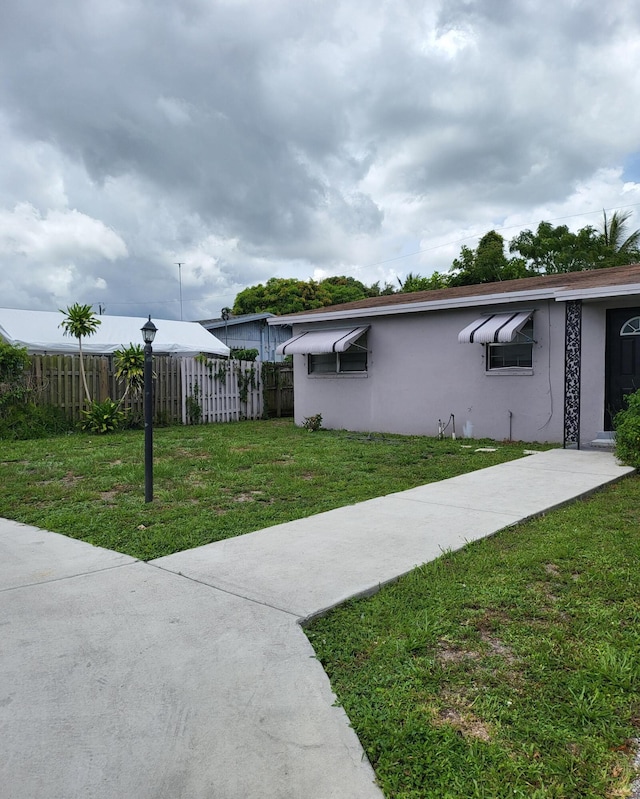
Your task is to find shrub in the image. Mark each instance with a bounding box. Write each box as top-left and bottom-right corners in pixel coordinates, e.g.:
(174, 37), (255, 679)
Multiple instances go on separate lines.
(614, 389), (640, 469)
(231, 347), (259, 362)
(0, 340), (31, 410)
(0, 403), (74, 440)
(80, 398), (125, 434)
(185, 382), (202, 424)
(302, 413), (323, 432)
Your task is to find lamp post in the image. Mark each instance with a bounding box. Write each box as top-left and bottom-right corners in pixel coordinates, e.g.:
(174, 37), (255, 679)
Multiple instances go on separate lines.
(141, 316), (157, 503)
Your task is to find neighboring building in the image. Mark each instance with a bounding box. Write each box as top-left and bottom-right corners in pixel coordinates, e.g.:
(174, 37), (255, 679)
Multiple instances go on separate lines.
(0, 309), (229, 356)
(270, 263), (640, 447)
(199, 313), (292, 361)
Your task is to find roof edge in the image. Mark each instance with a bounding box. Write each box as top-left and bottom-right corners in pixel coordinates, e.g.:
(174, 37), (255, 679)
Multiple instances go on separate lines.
(554, 283), (640, 301)
(268, 287), (559, 324)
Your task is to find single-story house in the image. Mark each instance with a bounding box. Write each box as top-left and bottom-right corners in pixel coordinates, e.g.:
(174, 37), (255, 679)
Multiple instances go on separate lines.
(0, 308), (230, 357)
(198, 313), (292, 361)
(269, 263), (640, 447)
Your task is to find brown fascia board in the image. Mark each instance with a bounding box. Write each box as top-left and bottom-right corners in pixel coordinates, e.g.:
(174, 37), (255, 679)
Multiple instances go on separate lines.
(267, 263), (640, 324)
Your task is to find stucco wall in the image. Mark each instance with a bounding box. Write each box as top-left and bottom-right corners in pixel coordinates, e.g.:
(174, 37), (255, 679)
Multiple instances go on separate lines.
(287, 290), (640, 445)
(292, 300), (569, 443)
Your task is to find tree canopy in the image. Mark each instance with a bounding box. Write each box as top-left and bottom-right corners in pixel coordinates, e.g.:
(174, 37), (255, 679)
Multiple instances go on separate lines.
(232, 275), (392, 315)
(449, 231), (531, 286)
(229, 211), (640, 313)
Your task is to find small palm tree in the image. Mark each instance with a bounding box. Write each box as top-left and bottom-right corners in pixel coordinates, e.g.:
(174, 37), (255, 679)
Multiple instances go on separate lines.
(113, 344), (145, 407)
(602, 210), (640, 257)
(59, 303), (101, 405)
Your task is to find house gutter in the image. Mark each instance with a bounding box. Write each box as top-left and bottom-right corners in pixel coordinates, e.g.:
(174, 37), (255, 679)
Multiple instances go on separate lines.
(554, 283), (640, 301)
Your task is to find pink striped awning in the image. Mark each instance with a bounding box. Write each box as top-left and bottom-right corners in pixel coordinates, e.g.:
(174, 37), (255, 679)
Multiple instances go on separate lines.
(458, 311), (533, 344)
(277, 326), (369, 355)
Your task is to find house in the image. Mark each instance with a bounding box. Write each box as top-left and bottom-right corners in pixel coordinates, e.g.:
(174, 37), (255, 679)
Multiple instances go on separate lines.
(269, 263), (640, 447)
(198, 313), (292, 361)
(0, 309), (230, 357)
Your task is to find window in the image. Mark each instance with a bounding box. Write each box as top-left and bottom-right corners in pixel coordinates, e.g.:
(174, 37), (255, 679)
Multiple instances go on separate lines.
(621, 316), (640, 336)
(487, 319), (534, 369)
(308, 342), (368, 374)
(307, 334), (367, 375)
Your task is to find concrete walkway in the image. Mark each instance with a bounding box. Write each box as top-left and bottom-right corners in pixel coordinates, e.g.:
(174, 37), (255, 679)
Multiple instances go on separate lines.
(0, 449), (634, 798)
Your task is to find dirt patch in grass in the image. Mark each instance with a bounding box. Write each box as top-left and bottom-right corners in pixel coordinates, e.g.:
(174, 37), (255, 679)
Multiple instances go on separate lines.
(436, 642), (481, 663)
(432, 692), (494, 742)
(100, 491), (118, 503)
(233, 491), (266, 503)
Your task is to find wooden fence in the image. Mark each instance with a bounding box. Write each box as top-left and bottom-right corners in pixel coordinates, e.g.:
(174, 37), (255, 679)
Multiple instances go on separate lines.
(28, 354), (264, 424)
(181, 358), (263, 423)
(261, 362), (294, 417)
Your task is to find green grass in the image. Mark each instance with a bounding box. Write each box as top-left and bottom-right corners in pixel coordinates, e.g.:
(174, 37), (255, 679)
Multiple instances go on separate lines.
(0, 419), (543, 560)
(306, 475), (640, 799)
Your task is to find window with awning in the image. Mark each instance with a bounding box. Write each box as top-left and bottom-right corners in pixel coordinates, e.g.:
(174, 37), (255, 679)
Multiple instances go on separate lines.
(458, 311), (534, 344)
(276, 326), (369, 355)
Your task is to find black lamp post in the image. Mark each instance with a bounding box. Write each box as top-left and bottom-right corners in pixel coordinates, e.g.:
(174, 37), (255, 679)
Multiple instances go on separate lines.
(141, 316), (157, 503)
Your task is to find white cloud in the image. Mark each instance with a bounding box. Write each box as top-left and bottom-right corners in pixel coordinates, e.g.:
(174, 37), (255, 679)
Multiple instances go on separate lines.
(0, 203), (127, 261)
(0, 0), (639, 317)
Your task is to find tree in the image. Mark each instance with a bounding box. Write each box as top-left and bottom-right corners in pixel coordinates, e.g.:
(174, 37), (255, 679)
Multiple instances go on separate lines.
(397, 271), (449, 292)
(113, 344), (145, 406)
(509, 222), (602, 274)
(318, 276), (375, 305)
(600, 209), (640, 266)
(232, 275), (390, 315)
(59, 303), (101, 405)
(509, 212), (640, 274)
(449, 231), (530, 286)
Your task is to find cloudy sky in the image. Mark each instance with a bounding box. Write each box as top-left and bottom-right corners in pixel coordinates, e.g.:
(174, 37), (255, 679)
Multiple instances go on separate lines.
(2, 0), (640, 322)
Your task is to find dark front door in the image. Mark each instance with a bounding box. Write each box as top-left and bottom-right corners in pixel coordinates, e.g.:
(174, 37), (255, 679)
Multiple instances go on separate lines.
(605, 307), (640, 429)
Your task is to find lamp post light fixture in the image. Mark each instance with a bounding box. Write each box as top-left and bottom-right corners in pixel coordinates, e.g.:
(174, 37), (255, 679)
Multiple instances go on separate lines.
(141, 316), (157, 503)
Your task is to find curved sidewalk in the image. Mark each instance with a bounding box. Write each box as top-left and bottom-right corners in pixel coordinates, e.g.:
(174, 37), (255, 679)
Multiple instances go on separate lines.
(0, 449), (634, 798)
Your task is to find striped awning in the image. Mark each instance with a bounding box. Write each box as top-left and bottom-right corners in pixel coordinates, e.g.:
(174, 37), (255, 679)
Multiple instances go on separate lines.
(458, 311), (533, 344)
(277, 326), (369, 355)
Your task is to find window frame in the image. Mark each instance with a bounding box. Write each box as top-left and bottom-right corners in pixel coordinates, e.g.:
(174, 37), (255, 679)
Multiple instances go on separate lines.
(307, 336), (368, 376)
(620, 316), (640, 336)
(486, 319), (534, 372)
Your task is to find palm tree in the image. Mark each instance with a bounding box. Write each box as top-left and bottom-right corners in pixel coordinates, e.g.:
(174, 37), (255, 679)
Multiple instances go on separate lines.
(113, 344), (145, 407)
(59, 303), (101, 405)
(601, 210), (640, 262)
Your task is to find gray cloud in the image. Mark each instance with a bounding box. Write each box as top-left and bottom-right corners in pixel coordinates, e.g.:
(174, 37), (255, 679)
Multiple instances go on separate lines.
(1, 0), (640, 319)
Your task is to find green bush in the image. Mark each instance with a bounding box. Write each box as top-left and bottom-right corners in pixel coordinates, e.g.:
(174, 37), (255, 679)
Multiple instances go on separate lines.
(80, 398), (125, 434)
(0, 403), (74, 440)
(614, 389), (640, 469)
(231, 347), (259, 362)
(302, 413), (323, 432)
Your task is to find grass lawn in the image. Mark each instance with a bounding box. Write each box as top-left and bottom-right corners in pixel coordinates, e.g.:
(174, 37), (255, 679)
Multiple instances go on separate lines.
(3, 418), (638, 794)
(0, 418), (544, 560)
(307, 474), (640, 799)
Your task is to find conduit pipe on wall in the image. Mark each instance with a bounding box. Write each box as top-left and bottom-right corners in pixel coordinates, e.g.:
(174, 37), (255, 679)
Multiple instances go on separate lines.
(438, 414), (456, 440)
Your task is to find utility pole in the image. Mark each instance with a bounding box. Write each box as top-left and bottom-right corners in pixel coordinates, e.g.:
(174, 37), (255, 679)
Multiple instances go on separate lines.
(175, 262), (184, 320)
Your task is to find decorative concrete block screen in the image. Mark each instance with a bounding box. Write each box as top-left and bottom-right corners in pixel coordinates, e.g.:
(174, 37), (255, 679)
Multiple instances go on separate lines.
(180, 357), (263, 424)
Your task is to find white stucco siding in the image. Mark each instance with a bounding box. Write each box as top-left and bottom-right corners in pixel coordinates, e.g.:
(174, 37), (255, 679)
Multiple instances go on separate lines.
(292, 301), (569, 443)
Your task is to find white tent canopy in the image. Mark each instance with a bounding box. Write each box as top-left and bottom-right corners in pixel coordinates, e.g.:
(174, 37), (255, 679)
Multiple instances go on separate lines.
(0, 308), (230, 357)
